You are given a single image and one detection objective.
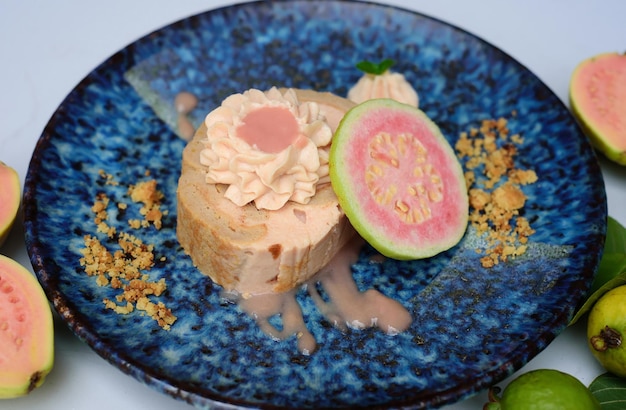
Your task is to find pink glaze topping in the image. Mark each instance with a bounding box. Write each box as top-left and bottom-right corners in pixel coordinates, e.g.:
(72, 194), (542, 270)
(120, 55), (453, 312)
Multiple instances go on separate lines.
(237, 106), (300, 153)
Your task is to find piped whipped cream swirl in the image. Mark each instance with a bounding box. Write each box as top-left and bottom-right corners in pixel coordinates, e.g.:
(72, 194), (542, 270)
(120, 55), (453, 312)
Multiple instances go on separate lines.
(348, 71), (419, 107)
(200, 87), (333, 210)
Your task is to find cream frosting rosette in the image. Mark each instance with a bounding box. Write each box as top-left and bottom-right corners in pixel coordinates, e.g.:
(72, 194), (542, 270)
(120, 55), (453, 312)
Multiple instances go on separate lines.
(199, 87), (333, 210)
(348, 70), (419, 107)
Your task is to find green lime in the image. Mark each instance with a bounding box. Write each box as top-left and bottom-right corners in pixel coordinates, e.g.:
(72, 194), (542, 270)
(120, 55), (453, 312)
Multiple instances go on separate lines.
(484, 369), (600, 409)
(587, 285), (626, 377)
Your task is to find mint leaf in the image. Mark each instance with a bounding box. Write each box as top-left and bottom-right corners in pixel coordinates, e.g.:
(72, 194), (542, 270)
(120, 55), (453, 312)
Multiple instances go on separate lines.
(590, 372), (626, 409)
(570, 216), (626, 325)
(356, 58), (395, 75)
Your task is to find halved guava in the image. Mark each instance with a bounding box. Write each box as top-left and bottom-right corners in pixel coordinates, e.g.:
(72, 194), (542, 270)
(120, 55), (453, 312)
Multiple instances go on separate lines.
(0, 255), (54, 398)
(329, 98), (468, 260)
(0, 162), (20, 248)
(570, 52), (626, 165)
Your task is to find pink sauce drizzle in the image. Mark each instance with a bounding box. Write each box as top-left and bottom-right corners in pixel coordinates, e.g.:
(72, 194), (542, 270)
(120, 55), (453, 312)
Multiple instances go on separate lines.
(175, 91), (198, 141)
(237, 106), (300, 153)
(234, 236), (413, 355)
(238, 291), (317, 355)
(310, 238), (413, 335)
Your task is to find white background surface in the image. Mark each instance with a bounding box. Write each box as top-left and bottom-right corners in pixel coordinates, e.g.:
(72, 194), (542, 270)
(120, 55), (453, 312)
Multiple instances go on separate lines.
(1, 1), (625, 409)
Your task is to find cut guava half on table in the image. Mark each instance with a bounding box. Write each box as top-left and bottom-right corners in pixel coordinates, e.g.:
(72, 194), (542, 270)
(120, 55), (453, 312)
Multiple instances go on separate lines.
(570, 52), (626, 166)
(0, 254), (54, 398)
(0, 162), (20, 248)
(329, 98), (468, 260)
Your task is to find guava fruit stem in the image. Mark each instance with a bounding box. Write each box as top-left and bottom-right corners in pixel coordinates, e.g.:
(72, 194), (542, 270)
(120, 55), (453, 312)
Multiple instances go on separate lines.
(590, 325), (622, 352)
(483, 386), (502, 410)
(28, 371), (43, 394)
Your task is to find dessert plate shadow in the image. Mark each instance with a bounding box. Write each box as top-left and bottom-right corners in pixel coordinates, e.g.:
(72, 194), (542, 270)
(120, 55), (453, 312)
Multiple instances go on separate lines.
(23, 1), (606, 408)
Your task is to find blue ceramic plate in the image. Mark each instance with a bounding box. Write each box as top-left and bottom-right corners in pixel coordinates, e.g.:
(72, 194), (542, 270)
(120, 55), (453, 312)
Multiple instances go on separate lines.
(24, 1), (606, 408)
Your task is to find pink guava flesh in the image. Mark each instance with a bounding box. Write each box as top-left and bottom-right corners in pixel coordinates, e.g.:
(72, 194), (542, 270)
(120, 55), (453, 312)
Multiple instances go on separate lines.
(330, 99), (468, 260)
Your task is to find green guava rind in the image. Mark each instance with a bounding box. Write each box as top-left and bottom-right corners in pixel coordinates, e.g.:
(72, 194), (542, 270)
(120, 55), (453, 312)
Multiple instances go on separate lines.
(329, 98), (468, 260)
(0, 254), (54, 398)
(569, 52), (626, 166)
(0, 162), (20, 248)
(587, 285), (626, 377)
(499, 369), (600, 410)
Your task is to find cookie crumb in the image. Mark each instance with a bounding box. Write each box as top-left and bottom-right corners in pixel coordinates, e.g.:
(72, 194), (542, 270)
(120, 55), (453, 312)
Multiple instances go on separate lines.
(456, 117), (537, 267)
(98, 169), (120, 186)
(78, 173), (176, 330)
(128, 179), (164, 229)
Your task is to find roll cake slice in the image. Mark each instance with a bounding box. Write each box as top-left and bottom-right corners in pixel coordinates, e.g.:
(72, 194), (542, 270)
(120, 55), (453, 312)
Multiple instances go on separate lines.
(177, 89), (355, 295)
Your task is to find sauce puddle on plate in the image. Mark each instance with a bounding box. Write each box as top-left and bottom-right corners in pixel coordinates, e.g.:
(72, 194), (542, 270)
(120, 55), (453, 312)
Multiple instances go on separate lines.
(175, 91), (199, 141)
(225, 237), (413, 355)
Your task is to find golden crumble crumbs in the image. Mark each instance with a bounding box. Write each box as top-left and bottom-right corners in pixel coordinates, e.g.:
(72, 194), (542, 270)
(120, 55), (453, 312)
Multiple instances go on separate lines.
(128, 179), (167, 229)
(98, 169), (119, 186)
(78, 171), (176, 330)
(455, 117), (538, 268)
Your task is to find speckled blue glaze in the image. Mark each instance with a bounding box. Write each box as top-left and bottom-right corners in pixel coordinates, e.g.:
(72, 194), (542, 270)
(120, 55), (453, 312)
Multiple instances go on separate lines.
(23, 1), (606, 409)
